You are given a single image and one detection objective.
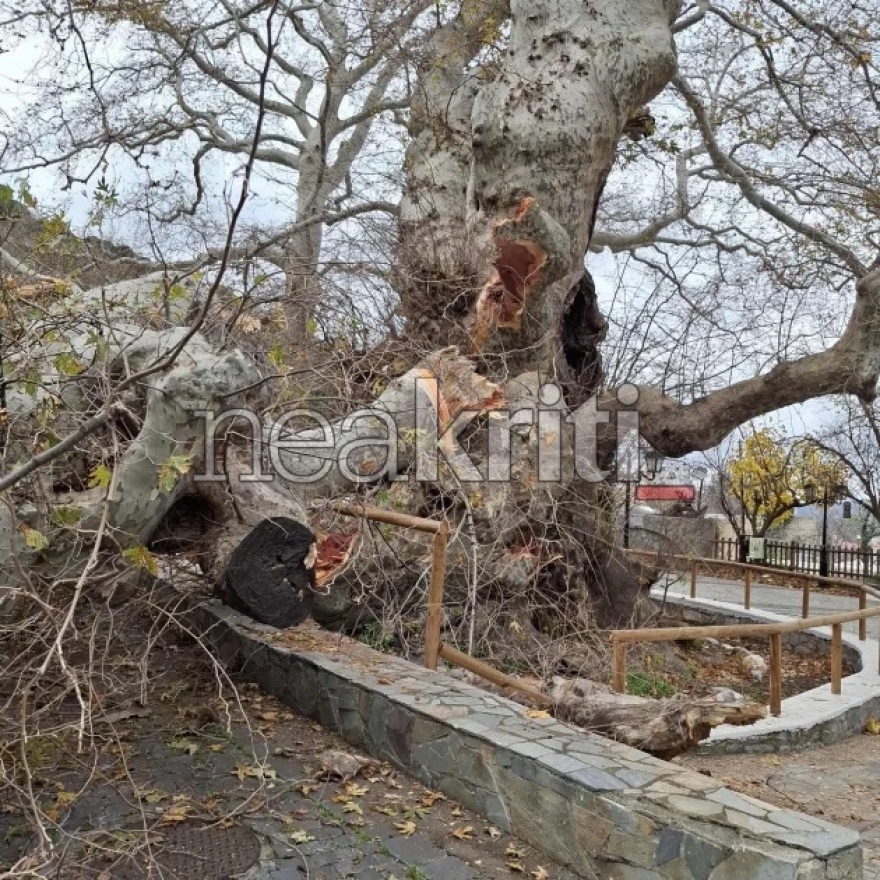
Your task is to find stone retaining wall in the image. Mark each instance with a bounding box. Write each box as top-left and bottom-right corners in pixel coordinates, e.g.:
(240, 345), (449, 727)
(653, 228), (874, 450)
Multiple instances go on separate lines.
(193, 600), (862, 880)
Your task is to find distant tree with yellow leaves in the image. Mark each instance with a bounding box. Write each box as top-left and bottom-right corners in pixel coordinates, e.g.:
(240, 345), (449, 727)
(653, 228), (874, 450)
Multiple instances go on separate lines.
(719, 428), (849, 539)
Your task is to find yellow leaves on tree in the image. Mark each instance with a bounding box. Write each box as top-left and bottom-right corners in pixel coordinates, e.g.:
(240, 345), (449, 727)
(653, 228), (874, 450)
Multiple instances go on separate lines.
(726, 428), (849, 535)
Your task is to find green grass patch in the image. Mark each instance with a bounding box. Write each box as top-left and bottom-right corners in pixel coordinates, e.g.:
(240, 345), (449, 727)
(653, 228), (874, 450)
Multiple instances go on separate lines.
(625, 671), (677, 698)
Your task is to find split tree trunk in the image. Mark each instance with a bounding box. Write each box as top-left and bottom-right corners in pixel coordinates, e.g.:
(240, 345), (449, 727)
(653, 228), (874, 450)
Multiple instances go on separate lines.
(6, 0), (880, 664)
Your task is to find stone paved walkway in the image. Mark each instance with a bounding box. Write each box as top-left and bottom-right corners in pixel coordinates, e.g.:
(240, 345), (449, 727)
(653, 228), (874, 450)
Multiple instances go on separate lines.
(682, 734), (880, 880)
(0, 643), (579, 880)
(669, 571), (880, 877)
(196, 601), (862, 879)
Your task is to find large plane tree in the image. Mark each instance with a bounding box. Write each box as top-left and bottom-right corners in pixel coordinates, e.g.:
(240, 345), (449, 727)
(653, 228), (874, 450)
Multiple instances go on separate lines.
(1, 0), (879, 649)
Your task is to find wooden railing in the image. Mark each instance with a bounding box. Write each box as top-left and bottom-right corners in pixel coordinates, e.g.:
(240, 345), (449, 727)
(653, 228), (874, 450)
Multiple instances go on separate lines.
(330, 503), (548, 706)
(327, 502), (449, 669)
(619, 549), (880, 715)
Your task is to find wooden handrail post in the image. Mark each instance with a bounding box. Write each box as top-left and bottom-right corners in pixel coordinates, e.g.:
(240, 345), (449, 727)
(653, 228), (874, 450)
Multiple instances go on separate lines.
(768, 632), (783, 717)
(859, 591), (868, 641)
(611, 640), (627, 693)
(424, 523), (449, 670)
(690, 558), (698, 599)
(744, 567), (752, 610)
(801, 579), (810, 619)
(831, 623), (843, 695)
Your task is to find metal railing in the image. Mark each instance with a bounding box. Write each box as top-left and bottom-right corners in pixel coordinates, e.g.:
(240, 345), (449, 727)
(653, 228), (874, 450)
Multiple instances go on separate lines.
(713, 537), (880, 580)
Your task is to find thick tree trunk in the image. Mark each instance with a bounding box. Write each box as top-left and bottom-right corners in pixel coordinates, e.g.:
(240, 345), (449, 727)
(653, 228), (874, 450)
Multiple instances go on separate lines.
(401, 0), (680, 374)
(393, 0), (683, 632)
(9, 0), (880, 660)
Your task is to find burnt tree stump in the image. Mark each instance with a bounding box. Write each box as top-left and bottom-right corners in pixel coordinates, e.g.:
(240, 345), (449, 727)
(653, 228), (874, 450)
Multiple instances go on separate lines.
(225, 517), (317, 628)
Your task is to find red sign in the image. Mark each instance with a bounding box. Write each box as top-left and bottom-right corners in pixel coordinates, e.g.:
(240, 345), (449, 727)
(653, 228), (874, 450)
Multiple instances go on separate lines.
(634, 484), (695, 502)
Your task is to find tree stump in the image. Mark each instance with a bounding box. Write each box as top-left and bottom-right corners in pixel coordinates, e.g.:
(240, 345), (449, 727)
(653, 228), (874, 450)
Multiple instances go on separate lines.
(224, 517), (318, 628)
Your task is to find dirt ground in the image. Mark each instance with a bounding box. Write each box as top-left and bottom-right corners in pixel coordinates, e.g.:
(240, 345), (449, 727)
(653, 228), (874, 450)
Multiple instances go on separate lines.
(622, 633), (855, 704)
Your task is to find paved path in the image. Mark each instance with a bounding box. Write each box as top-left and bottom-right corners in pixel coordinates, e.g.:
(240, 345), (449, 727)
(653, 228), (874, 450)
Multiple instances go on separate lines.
(0, 641), (579, 880)
(682, 735), (880, 880)
(657, 572), (880, 635)
(665, 571), (880, 878)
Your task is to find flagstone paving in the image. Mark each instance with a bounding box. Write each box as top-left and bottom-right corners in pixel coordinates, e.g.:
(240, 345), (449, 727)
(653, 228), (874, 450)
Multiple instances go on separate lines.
(682, 733), (880, 880)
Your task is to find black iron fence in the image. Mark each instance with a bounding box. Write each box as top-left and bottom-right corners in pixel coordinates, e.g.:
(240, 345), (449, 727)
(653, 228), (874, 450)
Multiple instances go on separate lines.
(713, 537), (880, 581)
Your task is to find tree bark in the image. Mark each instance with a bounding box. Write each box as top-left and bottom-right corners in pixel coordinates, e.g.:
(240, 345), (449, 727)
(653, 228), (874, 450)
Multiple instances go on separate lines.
(400, 0), (680, 377)
(550, 677), (766, 760)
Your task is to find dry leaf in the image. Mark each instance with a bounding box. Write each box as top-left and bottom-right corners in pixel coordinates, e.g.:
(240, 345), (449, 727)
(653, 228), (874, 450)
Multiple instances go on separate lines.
(420, 791), (445, 807)
(867, 717), (880, 734)
(297, 783), (319, 796)
(160, 804), (193, 824)
(233, 763), (277, 781)
(373, 805), (398, 816)
(168, 738), (199, 755)
(532, 868), (549, 880)
(506, 844), (526, 858)
(345, 782), (369, 797)
(342, 802), (363, 815)
(486, 826), (502, 839)
(394, 820), (417, 837)
(524, 709), (550, 719)
(451, 826), (474, 840)
(290, 829), (315, 844)
(451, 806), (463, 817)
(506, 861), (525, 873)
(258, 711), (279, 722)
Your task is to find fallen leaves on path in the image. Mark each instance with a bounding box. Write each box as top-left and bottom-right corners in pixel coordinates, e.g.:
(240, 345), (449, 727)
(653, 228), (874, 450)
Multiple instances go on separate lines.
(394, 819), (418, 836)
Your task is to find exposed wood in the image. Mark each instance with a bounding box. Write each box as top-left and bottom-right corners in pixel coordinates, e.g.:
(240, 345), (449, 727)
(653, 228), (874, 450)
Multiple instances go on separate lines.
(438, 643), (551, 705)
(612, 604), (880, 643)
(551, 678), (766, 760)
(831, 624), (843, 695)
(860, 591), (868, 641)
(802, 580), (810, 619)
(769, 633), (783, 716)
(690, 559), (697, 599)
(425, 525), (450, 670)
(744, 567), (752, 609)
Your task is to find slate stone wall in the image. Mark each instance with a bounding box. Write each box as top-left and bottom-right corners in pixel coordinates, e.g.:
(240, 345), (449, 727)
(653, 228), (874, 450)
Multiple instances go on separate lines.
(193, 601), (862, 880)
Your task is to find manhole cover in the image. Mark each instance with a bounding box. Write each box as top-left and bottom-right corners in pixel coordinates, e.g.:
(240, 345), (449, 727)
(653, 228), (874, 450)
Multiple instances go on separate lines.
(112, 822), (261, 879)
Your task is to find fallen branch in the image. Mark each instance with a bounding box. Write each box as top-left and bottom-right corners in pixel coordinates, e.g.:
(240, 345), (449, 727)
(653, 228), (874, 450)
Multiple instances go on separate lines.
(550, 677), (765, 759)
